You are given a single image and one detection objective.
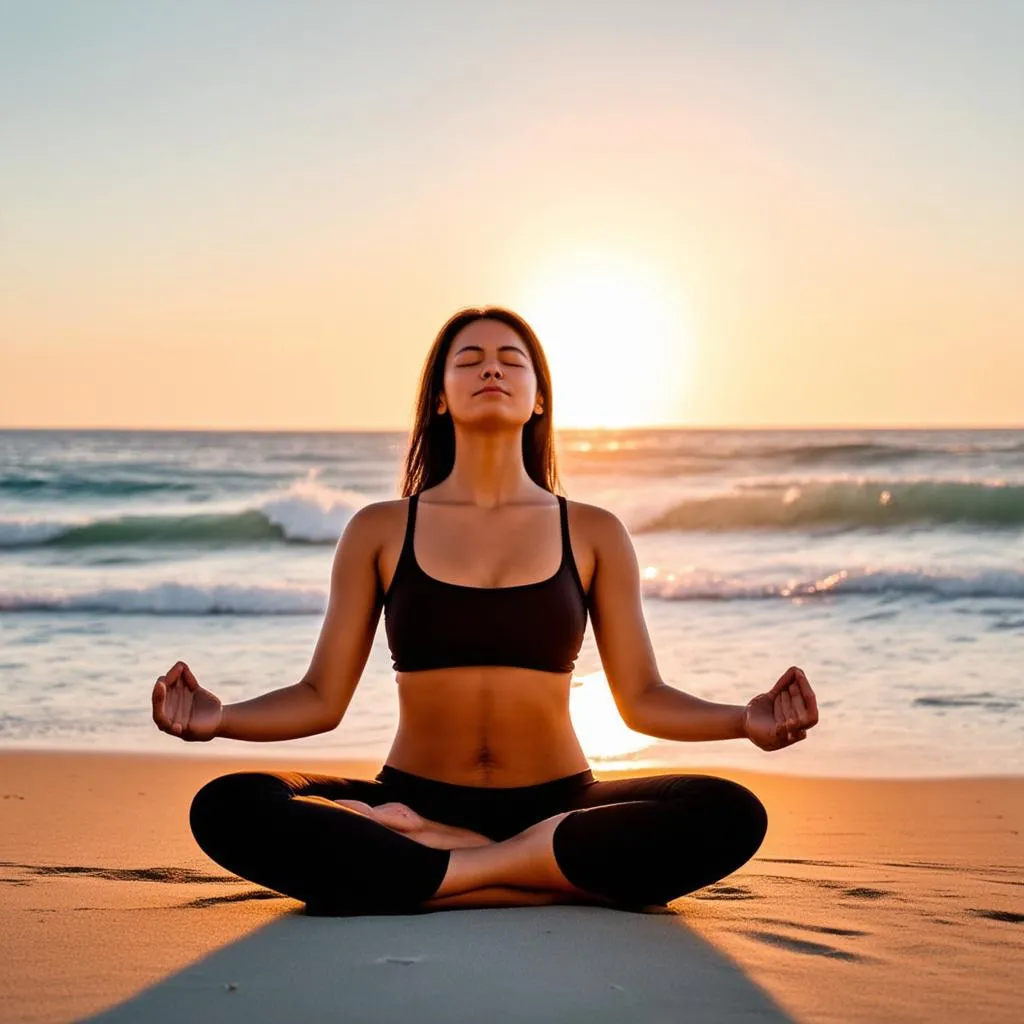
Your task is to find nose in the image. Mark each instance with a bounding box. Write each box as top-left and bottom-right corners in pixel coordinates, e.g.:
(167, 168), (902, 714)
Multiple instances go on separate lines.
(482, 366), (503, 380)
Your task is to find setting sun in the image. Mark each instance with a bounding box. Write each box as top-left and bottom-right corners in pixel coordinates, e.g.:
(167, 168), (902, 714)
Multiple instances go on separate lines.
(518, 247), (695, 429)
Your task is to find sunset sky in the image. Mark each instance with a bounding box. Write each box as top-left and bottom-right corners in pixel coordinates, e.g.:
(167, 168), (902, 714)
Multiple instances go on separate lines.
(2, 1), (1021, 430)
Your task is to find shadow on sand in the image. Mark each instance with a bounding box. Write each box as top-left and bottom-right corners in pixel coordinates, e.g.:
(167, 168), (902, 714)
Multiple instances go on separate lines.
(83, 901), (793, 1023)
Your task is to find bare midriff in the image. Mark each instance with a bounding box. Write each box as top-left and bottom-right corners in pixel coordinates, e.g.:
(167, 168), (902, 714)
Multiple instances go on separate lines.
(383, 664), (591, 787)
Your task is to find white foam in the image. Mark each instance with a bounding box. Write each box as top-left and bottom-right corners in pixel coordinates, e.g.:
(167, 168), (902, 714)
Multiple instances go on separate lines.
(0, 581), (327, 614)
(258, 471), (368, 542)
(639, 565), (1024, 600)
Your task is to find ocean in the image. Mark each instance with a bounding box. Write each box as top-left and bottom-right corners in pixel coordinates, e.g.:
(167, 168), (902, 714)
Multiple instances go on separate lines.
(1, 427), (1021, 778)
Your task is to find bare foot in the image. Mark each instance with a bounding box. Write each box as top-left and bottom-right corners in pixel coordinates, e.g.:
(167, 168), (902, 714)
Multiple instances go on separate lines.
(333, 799), (493, 849)
(429, 810), (620, 907)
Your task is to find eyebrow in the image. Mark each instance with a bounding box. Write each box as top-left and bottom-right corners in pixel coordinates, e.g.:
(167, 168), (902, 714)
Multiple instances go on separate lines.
(453, 344), (528, 357)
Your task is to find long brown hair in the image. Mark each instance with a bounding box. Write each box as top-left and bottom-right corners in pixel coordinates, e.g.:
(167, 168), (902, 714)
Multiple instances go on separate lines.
(398, 306), (563, 498)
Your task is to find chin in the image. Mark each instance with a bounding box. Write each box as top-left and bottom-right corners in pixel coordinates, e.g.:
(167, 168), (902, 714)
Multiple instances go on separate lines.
(459, 410), (531, 429)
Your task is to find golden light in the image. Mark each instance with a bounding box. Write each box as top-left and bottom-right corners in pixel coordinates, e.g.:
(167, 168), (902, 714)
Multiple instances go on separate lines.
(518, 246), (695, 428)
(568, 670), (654, 763)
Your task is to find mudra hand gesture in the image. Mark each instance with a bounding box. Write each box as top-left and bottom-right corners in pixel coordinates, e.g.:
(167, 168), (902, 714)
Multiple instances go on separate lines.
(742, 666), (819, 751)
(152, 660), (223, 742)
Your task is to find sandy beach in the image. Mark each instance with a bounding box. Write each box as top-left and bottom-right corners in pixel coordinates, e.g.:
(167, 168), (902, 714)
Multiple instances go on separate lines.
(0, 749), (1020, 1023)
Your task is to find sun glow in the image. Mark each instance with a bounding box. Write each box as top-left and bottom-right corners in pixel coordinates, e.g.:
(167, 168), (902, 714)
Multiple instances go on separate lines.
(568, 670), (654, 762)
(518, 247), (695, 429)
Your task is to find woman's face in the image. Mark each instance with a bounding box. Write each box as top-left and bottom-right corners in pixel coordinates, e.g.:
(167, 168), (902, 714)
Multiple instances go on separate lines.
(440, 318), (542, 428)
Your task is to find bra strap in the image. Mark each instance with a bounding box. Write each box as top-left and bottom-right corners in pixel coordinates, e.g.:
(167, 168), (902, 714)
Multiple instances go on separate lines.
(557, 494), (570, 565)
(402, 492), (419, 559)
(381, 493), (419, 601)
(558, 494), (588, 603)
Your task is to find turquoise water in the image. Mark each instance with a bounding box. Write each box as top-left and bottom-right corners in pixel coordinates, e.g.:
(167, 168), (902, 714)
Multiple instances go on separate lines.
(1, 427), (1022, 777)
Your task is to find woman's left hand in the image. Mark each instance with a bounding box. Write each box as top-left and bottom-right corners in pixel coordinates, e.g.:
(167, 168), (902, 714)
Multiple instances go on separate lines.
(742, 666), (819, 751)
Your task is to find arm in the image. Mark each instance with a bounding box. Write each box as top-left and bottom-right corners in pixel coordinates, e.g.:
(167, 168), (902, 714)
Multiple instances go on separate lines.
(216, 683), (334, 742)
(216, 503), (384, 742)
(586, 506), (746, 743)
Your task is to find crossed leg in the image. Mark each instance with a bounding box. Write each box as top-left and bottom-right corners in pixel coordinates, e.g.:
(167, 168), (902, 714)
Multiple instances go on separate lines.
(330, 798), (618, 910)
(189, 770), (767, 914)
(328, 798), (493, 850)
(347, 772), (769, 912)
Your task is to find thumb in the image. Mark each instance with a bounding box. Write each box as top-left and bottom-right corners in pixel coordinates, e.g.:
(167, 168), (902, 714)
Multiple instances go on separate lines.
(151, 678), (169, 731)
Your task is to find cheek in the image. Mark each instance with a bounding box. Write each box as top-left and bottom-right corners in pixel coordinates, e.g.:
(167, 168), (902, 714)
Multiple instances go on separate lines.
(444, 368), (472, 394)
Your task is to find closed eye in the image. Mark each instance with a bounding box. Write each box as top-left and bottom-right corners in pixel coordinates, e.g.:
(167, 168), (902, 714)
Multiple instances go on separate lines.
(453, 344), (530, 367)
(455, 359), (526, 367)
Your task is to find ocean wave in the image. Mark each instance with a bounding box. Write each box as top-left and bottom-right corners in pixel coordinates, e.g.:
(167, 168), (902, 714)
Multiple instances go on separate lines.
(911, 693), (1019, 711)
(3, 566), (1022, 615)
(563, 435), (1024, 467)
(632, 479), (1024, 532)
(0, 478), (367, 549)
(755, 439), (1024, 465)
(639, 566), (1024, 601)
(0, 472), (197, 497)
(5, 476), (1023, 550)
(0, 581), (326, 614)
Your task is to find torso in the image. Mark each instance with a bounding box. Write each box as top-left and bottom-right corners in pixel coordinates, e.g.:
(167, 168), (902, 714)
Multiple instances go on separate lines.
(373, 490), (597, 788)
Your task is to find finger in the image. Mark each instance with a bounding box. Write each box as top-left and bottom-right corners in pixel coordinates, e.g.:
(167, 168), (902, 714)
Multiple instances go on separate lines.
(181, 663), (199, 692)
(791, 728), (807, 742)
(174, 687), (194, 737)
(788, 682), (811, 728)
(152, 678), (169, 731)
(770, 666), (796, 697)
(772, 695), (788, 748)
(794, 668), (819, 726)
(166, 662), (185, 688)
(779, 688), (797, 737)
(165, 678), (183, 731)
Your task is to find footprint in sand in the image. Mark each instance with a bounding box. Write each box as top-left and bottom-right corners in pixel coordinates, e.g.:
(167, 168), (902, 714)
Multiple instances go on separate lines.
(738, 929), (870, 962)
(967, 908), (1024, 924)
(690, 883), (762, 900)
(842, 886), (892, 899)
(753, 917), (870, 938)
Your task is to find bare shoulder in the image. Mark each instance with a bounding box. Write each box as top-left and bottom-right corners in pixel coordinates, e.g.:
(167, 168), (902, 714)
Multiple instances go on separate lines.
(340, 497), (409, 544)
(329, 499), (411, 597)
(562, 500), (633, 590)
(563, 498), (629, 545)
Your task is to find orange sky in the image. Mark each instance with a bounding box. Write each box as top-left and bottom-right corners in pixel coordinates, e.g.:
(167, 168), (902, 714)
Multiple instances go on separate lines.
(2, 2), (1021, 430)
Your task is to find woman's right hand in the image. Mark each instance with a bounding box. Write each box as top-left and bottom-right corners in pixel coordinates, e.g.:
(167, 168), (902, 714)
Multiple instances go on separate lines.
(152, 661), (222, 742)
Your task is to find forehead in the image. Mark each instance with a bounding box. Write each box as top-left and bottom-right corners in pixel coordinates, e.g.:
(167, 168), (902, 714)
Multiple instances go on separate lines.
(448, 318), (530, 358)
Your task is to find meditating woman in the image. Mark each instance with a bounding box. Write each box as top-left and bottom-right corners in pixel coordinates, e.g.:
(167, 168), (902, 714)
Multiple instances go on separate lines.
(152, 305), (820, 915)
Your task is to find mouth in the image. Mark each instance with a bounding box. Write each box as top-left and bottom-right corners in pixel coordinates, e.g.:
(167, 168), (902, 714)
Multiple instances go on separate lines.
(474, 387), (509, 396)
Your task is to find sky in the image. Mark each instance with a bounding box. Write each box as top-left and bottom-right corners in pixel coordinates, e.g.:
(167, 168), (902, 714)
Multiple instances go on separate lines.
(2, 0), (1022, 430)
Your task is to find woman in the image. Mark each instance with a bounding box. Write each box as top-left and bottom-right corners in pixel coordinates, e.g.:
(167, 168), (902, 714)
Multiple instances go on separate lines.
(153, 305), (819, 916)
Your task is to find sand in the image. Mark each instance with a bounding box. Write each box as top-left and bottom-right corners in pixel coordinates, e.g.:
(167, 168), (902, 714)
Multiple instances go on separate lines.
(0, 749), (1021, 1023)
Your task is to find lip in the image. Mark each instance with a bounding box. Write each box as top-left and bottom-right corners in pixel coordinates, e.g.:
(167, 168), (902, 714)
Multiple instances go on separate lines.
(475, 387), (509, 395)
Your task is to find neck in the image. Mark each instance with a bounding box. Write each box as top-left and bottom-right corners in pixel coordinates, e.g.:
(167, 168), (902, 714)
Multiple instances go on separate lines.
(436, 426), (539, 508)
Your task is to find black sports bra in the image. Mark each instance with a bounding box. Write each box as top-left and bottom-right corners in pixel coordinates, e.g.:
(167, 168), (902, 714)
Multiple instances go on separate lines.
(381, 492), (590, 673)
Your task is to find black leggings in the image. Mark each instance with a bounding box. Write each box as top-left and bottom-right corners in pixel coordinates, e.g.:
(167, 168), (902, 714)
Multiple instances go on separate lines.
(189, 764), (768, 915)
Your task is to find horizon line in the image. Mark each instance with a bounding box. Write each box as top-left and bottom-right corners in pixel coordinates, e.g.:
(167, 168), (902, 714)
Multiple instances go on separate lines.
(1, 422), (1022, 434)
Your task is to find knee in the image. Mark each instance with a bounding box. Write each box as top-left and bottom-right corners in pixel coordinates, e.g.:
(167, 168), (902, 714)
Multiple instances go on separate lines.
(189, 771), (284, 851)
(673, 776), (769, 863)
(723, 779), (768, 857)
